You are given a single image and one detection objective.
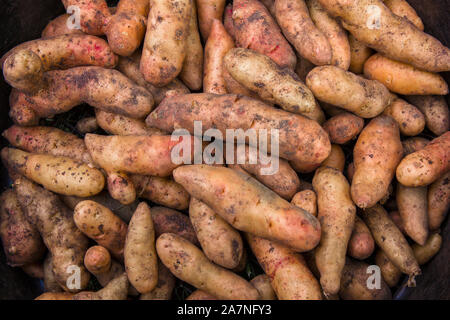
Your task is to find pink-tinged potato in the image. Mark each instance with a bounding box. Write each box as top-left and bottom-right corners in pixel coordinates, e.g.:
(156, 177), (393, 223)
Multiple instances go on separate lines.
(405, 96), (449, 136)
(84, 246), (112, 275)
(197, 0), (226, 40)
(322, 112), (364, 144)
(291, 190), (317, 217)
(347, 216), (375, 260)
(382, 98), (425, 136)
(106, 171), (136, 205)
(8, 89), (40, 126)
(223, 4), (236, 41)
(61, 0), (111, 35)
(427, 171), (450, 231)
(41, 14), (84, 38)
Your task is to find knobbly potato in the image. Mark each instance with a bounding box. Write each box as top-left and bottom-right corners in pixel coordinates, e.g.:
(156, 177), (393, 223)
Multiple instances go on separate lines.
(306, 66), (393, 118)
(364, 54), (448, 95)
(247, 234), (322, 300)
(348, 35), (373, 74)
(140, 261), (176, 300)
(351, 116), (403, 208)
(35, 292), (74, 300)
(72, 273), (129, 300)
(0, 189), (46, 266)
(396, 184), (428, 245)
(157, 233), (261, 300)
(402, 137), (429, 156)
(321, 144), (345, 172)
(197, 0), (226, 40)
(189, 198), (244, 269)
(405, 96), (450, 136)
(76, 117), (98, 134)
(313, 167), (356, 296)
(232, 0), (296, 69)
(14, 177), (90, 292)
(8, 88), (40, 126)
(317, 0), (450, 72)
(186, 290), (218, 300)
(174, 165), (321, 252)
(84, 246), (111, 275)
(347, 216), (375, 260)
(74, 201), (128, 260)
(41, 14), (84, 38)
(250, 275), (277, 300)
(322, 112), (364, 144)
(124, 203), (158, 294)
(1, 148), (105, 197)
(140, 0), (191, 87)
(427, 172), (450, 231)
(375, 249), (402, 287)
(291, 190), (317, 217)
(95, 110), (164, 136)
(383, 0), (424, 30)
(382, 98), (425, 136)
(396, 132), (450, 187)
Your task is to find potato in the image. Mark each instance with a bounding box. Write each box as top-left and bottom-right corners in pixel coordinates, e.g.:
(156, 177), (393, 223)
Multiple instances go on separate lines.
(85, 134), (191, 177)
(322, 112), (364, 144)
(275, 0), (331, 66)
(232, 247), (248, 273)
(174, 165), (321, 252)
(247, 234), (322, 300)
(402, 137), (429, 156)
(412, 233), (443, 265)
(35, 292), (74, 300)
(0, 189), (45, 266)
(61, 0), (111, 35)
(250, 275), (277, 300)
(224, 48), (325, 122)
(146, 93), (331, 171)
(140, 261), (176, 300)
(21, 262), (45, 279)
(427, 172), (450, 231)
(1, 34), (117, 93)
(151, 206), (199, 245)
(41, 14), (84, 38)
(364, 54), (448, 95)
(157, 233), (261, 300)
(388, 210), (404, 232)
(140, 0), (191, 87)
(2, 148), (105, 197)
(321, 144), (345, 172)
(186, 290), (218, 300)
(313, 167), (356, 296)
(14, 177), (90, 292)
(223, 4), (236, 41)
(362, 204), (420, 286)
(124, 203), (158, 294)
(189, 198), (243, 269)
(396, 132), (450, 187)
(347, 216), (375, 260)
(346, 162), (355, 182)
(339, 258), (392, 300)
(291, 190), (317, 217)
(375, 249), (402, 287)
(405, 96), (450, 136)
(2, 125), (94, 165)
(8, 89), (40, 126)
(72, 273), (129, 300)
(106, 171), (136, 205)
(95, 110), (164, 137)
(295, 56), (316, 82)
(383, 0), (424, 30)
(306, 0), (350, 69)
(232, 0), (296, 69)
(43, 254), (63, 293)
(306, 66), (393, 118)
(74, 201), (128, 260)
(396, 184), (428, 245)
(382, 98), (425, 136)
(351, 116), (403, 208)
(348, 35), (373, 74)
(76, 117), (98, 134)
(196, 0), (226, 40)
(317, 0), (450, 72)
(84, 246), (111, 275)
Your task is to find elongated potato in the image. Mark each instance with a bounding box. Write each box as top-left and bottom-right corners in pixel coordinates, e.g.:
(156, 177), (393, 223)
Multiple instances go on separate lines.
(396, 132), (450, 187)
(106, 171), (136, 205)
(362, 204), (420, 286)
(124, 203), (158, 294)
(383, 0), (424, 30)
(291, 190), (317, 217)
(317, 0), (450, 72)
(0, 190), (45, 266)
(351, 116), (403, 208)
(247, 234), (322, 300)
(306, 0), (350, 69)
(84, 246), (111, 275)
(189, 198), (243, 269)
(402, 137), (429, 156)
(2, 148), (105, 197)
(232, 0), (296, 69)
(151, 206), (198, 245)
(157, 233), (260, 300)
(14, 177), (90, 292)
(76, 117), (98, 134)
(313, 167), (356, 296)
(405, 96), (450, 136)
(427, 172), (450, 231)
(174, 165), (321, 252)
(348, 35), (373, 74)
(95, 110), (165, 136)
(375, 249), (402, 287)
(364, 54), (448, 95)
(74, 201), (128, 260)
(140, 0), (191, 87)
(321, 144), (345, 172)
(72, 273), (128, 300)
(197, 0), (226, 40)
(382, 98), (425, 136)
(250, 275), (277, 300)
(186, 290), (218, 300)
(41, 14), (84, 38)
(322, 112), (364, 144)
(140, 261), (176, 300)
(347, 216), (375, 260)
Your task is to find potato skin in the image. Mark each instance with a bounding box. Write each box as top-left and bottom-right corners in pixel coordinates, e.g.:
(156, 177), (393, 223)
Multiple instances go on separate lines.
(313, 167), (356, 296)
(232, 0), (296, 69)
(157, 233), (261, 300)
(41, 14), (84, 38)
(196, 0), (226, 40)
(72, 273), (129, 300)
(322, 112), (364, 144)
(14, 177), (90, 292)
(427, 172), (450, 231)
(382, 98), (425, 136)
(347, 216), (375, 260)
(306, 66), (393, 118)
(375, 249), (401, 287)
(402, 137), (429, 156)
(405, 96), (450, 136)
(247, 234), (322, 300)
(74, 201), (128, 260)
(76, 117), (98, 134)
(140, 261), (176, 300)
(348, 35), (373, 74)
(106, 171), (136, 205)
(61, 0), (111, 35)
(250, 274), (277, 300)
(124, 203), (158, 294)
(383, 0), (424, 30)
(317, 0), (450, 72)
(364, 54), (448, 95)
(396, 132), (450, 187)
(8, 89), (40, 126)
(223, 4), (236, 40)
(43, 254), (63, 293)
(291, 190), (317, 217)
(140, 0), (191, 87)
(2, 148), (105, 197)
(189, 198), (243, 269)
(321, 144), (345, 172)
(0, 190), (45, 266)
(84, 246), (111, 275)
(95, 110), (164, 137)
(174, 165), (321, 252)
(351, 116), (403, 208)
(412, 233), (442, 265)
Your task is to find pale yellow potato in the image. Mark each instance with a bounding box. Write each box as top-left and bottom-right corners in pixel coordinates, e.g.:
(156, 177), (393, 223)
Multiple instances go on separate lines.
(95, 110), (165, 136)
(72, 273), (129, 300)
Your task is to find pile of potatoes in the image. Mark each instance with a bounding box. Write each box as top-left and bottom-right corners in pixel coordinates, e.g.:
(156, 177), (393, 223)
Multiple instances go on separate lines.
(0, 0), (449, 300)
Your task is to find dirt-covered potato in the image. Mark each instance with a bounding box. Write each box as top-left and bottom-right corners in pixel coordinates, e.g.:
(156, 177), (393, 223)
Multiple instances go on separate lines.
(41, 14), (84, 38)
(382, 98), (425, 136)
(402, 137), (430, 156)
(197, 0), (226, 40)
(76, 117), (98, 134)
(383, 0), (424, 30)
(348, 35), (373, 74)
(322, 112), (364, 144)
(95, 110), (164, 137)
(405, 96), (449, 136)
(427, 171), (450, 231)
(250, 274), (277, 300)
(72, 273), (129, 300)
(321, 144), (345, 172)
(291, 190), (317, 217)
(139, 261), (176, 300)
(84, 246), (111, 275)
